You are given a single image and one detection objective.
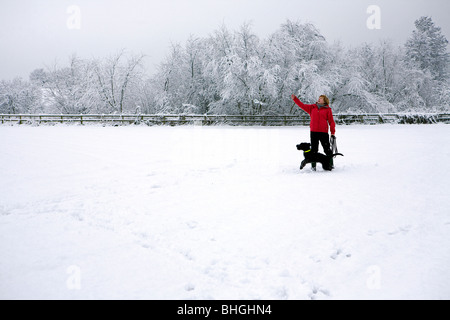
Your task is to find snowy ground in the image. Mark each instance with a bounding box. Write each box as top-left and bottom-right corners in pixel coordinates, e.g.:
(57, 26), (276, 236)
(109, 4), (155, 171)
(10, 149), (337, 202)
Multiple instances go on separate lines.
(1, 123), (449, 300)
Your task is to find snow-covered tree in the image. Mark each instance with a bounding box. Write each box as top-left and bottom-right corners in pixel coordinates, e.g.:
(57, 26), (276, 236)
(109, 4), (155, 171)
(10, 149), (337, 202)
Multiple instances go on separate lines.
(405, 16), (449, 81)
(254, 20), (333, 114)
(219, 23), (266, 114)
(152, 43), (188, 113)
(31, 56), (100, 114)
(0, 78), (41, 114)
(94, 50), (145, 114)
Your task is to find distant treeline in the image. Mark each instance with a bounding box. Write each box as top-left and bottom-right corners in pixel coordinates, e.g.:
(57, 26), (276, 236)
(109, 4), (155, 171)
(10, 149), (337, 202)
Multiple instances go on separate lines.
(1, 17), (449, 115)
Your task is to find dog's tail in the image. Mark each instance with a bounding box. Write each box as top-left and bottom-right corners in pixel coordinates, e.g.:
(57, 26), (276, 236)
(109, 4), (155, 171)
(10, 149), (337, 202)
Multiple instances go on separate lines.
(332, 153), (344, 157)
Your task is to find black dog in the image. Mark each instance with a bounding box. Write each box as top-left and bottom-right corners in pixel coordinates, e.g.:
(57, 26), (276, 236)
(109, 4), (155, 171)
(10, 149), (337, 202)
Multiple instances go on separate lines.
(296, 142), (343, 171)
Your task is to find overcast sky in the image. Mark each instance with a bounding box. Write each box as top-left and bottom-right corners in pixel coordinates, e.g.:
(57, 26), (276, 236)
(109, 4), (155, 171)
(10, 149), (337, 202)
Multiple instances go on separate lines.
(0, 0), (449, 80)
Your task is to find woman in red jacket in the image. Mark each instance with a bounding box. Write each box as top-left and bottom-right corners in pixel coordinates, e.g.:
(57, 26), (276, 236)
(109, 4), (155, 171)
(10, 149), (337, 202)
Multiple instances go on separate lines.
(291, 94), (336, 169)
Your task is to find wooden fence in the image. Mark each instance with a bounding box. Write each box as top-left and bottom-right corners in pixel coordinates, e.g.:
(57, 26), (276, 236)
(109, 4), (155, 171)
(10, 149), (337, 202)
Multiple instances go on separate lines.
(1, 113), (449, 126)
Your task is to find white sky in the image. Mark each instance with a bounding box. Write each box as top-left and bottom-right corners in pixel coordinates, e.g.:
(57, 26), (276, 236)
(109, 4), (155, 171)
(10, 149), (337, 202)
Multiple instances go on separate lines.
(0, 0), (449, 80)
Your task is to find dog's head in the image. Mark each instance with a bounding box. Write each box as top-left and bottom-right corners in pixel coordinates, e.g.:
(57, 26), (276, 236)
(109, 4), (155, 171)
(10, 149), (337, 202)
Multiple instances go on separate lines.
(296, 142), (311, 152)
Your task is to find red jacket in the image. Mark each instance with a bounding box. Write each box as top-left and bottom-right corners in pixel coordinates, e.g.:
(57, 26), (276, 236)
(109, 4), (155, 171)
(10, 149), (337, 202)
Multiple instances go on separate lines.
(293, 96), (336, 135)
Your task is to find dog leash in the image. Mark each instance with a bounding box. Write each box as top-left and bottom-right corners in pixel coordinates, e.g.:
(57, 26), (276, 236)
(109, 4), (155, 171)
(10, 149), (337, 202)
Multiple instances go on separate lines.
(330, 135), (338, 156)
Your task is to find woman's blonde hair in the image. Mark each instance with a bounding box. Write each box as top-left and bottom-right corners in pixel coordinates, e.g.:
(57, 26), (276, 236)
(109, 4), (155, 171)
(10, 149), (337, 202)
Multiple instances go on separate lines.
(319, 95), (330, 105)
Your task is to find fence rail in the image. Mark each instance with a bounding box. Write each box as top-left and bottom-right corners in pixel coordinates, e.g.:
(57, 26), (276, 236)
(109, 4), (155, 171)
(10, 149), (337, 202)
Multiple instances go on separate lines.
(1, 113), (449, 126)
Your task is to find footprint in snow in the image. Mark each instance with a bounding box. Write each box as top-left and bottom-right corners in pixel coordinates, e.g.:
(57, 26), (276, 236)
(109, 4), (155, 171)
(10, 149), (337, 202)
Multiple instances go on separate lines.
(309, 286), (330, 300)
(330, 248), (351, 260)
(180, 249), (195, 261)
(387, 225), (412, 235)
(275, 286), (289, 299)
(0, 207), (10, 216)
(186, 221), (198, 229)
(184, 283), (195, 292)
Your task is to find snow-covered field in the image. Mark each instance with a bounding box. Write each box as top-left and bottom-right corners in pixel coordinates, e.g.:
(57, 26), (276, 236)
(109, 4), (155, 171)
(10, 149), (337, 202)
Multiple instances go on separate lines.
(1, 123), (449, 300)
